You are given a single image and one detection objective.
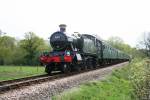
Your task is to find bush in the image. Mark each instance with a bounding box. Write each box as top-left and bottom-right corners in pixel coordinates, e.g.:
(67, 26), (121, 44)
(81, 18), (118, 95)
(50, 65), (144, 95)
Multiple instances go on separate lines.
(129, 58), (150, 99)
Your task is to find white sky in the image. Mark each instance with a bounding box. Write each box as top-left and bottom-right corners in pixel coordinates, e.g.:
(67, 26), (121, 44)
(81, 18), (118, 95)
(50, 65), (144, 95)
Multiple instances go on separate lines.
(0, 0), (150, 47)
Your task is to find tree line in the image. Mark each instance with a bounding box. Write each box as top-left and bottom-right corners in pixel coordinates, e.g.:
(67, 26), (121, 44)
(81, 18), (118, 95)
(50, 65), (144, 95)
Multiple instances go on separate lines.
(107, 35), (149, 58)
(0, 32), (51, 65)
(0, 31), (149, 66)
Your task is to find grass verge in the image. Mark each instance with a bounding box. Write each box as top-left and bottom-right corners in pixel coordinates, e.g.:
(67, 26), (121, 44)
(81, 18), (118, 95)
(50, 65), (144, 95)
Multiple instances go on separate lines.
(0, 66), (46, 81)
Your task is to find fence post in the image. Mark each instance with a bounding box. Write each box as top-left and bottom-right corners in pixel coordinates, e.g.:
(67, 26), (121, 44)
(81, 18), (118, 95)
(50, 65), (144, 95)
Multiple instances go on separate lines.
(37, 65), (39, 72)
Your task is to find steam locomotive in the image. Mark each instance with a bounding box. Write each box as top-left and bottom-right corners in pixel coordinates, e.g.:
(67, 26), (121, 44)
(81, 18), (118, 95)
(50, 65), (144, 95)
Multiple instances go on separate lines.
(40, 24), (130, 74)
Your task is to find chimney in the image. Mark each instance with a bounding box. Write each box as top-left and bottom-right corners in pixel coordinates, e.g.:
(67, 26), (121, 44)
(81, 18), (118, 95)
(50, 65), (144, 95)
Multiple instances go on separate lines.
(59, 24), (67, 33)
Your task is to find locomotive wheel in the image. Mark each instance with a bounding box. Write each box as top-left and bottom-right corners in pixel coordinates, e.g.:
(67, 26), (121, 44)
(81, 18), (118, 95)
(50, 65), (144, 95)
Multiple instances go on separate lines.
(82, 58), (87, 70)
(75, 64), (81, 72)
(86, 59), (93, 69)
(92, 59), (97, 68)
(45, 64), (52, 75)
(71, 64), (81, 72)
(61, 63), (71, 73)
(82, 64), (87, 70)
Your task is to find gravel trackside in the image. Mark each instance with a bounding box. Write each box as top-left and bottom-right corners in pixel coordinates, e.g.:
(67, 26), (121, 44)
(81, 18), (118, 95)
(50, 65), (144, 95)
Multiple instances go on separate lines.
(0, 62), (128, 100)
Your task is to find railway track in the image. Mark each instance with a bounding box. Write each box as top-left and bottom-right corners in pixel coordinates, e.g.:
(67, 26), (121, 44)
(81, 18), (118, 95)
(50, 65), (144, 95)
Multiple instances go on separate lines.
(0, 73), (66, 94)
(0, 62), (126, 94)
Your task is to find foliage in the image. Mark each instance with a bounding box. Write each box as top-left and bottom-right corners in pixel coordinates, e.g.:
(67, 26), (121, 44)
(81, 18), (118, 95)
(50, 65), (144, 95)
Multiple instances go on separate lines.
(129, 58), (150, 99)
(0, 66), (45, 81)
(0, 36), (17, 64)
(19, 32), (50, 65)
(0, 32), (51, 65)
(138, 32), (150, 57)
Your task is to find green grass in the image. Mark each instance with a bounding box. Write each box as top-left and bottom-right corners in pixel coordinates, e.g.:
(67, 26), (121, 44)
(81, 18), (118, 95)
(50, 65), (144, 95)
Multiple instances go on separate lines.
(53, 66), (133, 100)
(0, 66), (46, 81)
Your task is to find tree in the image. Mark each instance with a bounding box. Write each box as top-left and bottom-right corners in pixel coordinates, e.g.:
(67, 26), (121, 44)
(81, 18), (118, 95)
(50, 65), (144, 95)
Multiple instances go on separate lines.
(0, 29), (6, 36)
(0, 36), (16, 65)
(19, 32), (50, 65)
(139, 32), (150, 57)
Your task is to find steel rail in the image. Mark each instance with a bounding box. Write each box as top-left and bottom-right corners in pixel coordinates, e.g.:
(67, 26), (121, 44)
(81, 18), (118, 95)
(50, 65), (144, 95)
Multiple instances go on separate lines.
(0, 73), (65, 94)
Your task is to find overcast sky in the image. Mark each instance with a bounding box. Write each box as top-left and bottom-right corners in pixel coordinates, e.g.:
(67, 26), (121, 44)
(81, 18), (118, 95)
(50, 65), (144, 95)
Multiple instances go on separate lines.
(0, 0), (150, 47)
